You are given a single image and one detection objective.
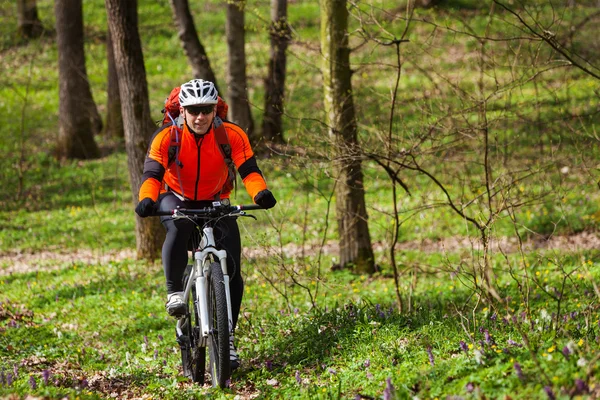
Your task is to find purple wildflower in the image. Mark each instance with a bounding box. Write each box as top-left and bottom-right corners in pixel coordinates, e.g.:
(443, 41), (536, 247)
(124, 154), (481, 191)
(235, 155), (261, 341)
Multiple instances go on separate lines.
(295, 370), (301, 385)
(484, 330), (493, 346)
(162, 360), (167, 366)
(459, 340), (469, 354)
(29, 375), (36, 390)
(6, 373), (12, 386)
(514, 362), (524, 381)
(81, 378), (88, 388)
(502, 317), (509, 325)
(42, 370), (50, 385)
(490, 312), (497, 322)
(225, 379), (231, 388)
(366, 372), (373, 379)
(260, 327), (265, 334)
(294, 308), (299, 314)
(144, 336), (148, 345)
(154, 349), (158, 360)
(562, 346), (570, 360)
(383, 377), (395, 400)
(13, 365), (18, 378)
(364, 359), (371, 368)
(574, 379), (589, 394)
(157, 334), (163, 341)
(508, 339), (522, 347)
(328, 368), (337, 375)
(570, 311), (577, 319)
(465, 382), (475, 393)
(265, 360), (273, 370)
(543, 386), (556, 400)
(426, 347), (435, 366)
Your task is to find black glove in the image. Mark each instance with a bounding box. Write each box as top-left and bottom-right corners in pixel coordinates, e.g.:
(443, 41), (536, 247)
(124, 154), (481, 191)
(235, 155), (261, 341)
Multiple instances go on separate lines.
(254, 189), (277, 209)
(135, 198), (156, 217)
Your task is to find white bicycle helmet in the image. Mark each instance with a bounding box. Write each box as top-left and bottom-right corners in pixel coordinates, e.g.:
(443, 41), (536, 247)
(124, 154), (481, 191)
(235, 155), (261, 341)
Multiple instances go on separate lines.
(179, 79), (218, 106)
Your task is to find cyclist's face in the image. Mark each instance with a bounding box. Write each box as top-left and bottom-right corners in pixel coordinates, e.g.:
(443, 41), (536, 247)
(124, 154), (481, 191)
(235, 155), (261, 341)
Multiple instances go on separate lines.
(183, 105), (215, 135)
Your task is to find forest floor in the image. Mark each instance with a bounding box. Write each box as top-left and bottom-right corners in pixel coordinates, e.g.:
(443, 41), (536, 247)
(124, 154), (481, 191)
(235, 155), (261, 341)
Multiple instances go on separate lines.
(2, 231), (598, 276)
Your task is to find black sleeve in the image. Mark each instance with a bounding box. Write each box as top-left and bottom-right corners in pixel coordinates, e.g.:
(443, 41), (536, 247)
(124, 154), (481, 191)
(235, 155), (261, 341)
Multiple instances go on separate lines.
(238, 156), (263, 179)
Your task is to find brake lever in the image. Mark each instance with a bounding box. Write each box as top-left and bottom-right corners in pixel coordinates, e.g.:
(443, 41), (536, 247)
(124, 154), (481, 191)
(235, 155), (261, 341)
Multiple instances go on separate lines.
(236, 211), (257, 220)
(171, 209), (186, 220)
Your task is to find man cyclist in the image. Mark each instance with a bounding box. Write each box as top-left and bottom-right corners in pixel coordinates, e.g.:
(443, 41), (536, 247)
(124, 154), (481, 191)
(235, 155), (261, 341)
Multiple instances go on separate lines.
(134, 79), (277, 369)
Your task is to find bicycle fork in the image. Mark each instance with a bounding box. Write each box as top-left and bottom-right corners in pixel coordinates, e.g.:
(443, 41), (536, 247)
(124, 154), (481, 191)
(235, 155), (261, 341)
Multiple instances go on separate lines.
(194, 227), (235, 339)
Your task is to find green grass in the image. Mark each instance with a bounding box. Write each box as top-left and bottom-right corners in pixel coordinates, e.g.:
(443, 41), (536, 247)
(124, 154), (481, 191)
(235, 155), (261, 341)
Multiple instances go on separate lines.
(1, 0), (600, 398)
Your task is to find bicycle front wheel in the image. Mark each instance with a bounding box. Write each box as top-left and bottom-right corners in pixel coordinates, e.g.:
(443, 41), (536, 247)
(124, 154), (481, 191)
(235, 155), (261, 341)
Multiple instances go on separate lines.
(207, 261), (231, 388)
(179, 265), (206, 384)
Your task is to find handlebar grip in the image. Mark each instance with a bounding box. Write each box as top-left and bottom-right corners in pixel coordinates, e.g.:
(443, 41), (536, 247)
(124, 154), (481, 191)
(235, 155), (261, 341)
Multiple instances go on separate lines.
(154, 210), (175, 216)
(239, 204), (264, 211)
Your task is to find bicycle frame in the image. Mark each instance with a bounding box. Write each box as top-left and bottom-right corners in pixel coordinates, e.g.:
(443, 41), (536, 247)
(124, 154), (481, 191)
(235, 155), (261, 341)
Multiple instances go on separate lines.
(176, 225), (234, 342)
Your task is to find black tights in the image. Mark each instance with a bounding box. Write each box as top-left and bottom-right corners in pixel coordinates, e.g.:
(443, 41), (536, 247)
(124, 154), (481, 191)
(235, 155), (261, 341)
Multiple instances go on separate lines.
(158, 193), (244, 330)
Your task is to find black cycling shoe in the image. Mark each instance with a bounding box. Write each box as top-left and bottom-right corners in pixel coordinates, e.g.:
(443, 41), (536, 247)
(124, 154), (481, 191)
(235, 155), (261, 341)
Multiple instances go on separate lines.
(230, 338), (241, 370)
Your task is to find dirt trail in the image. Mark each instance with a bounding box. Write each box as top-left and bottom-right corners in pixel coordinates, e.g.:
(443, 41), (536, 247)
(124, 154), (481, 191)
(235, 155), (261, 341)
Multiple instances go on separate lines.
(1, 232), (598, 276)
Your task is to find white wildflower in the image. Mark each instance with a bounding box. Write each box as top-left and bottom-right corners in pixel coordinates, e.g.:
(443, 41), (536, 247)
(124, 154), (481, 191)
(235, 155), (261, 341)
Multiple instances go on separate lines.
(540, 309), (551, 322)
(577, 358), (588, 367)
(474, 349), (485, 365)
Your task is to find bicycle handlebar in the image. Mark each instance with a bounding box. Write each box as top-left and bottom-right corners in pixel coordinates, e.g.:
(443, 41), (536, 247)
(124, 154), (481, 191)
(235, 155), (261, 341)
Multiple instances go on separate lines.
(153, 203), (264, 217)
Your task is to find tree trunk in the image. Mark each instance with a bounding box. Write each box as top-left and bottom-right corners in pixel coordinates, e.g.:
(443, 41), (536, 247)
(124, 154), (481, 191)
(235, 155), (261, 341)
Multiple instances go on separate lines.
(320, 0), (375, 274)
(17, 0), (44, 39)
(105, 0), (164, 260)
(54, 0), (100, 159)
(262, 0), (289, 144)
(105, 28), (124, 139)
(169, 0), (219, 89)
(226, 0), (255, 139)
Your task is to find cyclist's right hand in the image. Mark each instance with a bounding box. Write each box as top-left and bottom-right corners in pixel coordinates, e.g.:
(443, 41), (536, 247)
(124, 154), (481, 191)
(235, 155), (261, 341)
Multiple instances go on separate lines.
(135, 198), (156, 218)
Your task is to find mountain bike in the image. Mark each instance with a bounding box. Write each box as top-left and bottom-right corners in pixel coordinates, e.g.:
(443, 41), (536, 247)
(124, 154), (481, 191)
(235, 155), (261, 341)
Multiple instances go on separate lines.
(156, 202), (262, 388)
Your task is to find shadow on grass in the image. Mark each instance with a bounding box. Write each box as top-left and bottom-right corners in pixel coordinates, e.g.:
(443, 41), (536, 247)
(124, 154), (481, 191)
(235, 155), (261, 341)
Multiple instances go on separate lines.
(237, 289), (476, 379)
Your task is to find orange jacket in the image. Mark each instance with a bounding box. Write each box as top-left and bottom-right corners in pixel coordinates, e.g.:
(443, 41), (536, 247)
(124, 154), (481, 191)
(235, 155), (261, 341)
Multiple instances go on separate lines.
(138, 121), (267, 202)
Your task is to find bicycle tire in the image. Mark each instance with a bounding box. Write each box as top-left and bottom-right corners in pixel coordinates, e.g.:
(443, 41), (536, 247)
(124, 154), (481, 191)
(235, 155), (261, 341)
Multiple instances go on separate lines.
(207, 261), (231, 388)
(179, 265), (206, 384)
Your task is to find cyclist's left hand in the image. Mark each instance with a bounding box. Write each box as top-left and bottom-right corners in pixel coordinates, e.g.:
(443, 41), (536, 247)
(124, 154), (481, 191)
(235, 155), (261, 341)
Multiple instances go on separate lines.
(254, 189), (277, 209)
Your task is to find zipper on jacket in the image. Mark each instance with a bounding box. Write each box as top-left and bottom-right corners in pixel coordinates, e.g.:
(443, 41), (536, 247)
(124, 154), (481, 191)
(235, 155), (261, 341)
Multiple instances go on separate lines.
(194, 136), (204, 200)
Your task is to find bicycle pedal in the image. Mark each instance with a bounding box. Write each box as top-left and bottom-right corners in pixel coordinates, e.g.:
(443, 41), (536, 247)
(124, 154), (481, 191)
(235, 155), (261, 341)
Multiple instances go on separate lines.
(176, 335), (190, 347)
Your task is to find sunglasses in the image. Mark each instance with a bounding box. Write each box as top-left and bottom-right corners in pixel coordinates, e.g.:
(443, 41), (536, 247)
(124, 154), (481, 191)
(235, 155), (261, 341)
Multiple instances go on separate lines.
(185, 105), (214, 116)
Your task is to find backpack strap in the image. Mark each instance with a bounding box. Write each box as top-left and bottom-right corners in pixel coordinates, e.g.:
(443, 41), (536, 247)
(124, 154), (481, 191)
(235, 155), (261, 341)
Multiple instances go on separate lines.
(167, 122), (183, 168)
(167, 119), (186, 199)
(213, 116), (237, 199)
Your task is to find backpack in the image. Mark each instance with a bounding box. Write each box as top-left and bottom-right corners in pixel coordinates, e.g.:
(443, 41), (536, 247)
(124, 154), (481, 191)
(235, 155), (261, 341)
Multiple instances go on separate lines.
(161, 86), (236, 199)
